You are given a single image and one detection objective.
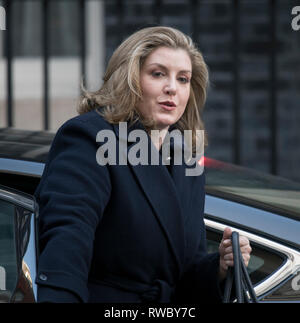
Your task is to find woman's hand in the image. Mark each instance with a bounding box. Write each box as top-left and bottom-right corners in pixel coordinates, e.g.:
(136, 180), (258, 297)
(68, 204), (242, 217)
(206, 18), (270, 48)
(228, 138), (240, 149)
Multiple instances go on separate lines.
(218, 227), (252, 281)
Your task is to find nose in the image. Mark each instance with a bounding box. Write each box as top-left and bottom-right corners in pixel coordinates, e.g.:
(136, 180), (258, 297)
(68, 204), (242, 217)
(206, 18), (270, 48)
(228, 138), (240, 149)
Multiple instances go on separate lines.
(163, 77), (177, 96)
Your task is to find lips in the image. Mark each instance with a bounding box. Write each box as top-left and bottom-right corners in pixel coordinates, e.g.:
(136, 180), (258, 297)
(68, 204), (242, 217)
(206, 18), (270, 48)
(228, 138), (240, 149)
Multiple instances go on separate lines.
(159, 101), (176, 107)
(159, 101), (177, 111)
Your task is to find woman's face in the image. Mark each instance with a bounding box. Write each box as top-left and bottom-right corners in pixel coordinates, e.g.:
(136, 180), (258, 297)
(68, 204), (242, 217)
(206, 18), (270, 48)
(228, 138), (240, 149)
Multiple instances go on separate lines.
(136, 46), (192, 131)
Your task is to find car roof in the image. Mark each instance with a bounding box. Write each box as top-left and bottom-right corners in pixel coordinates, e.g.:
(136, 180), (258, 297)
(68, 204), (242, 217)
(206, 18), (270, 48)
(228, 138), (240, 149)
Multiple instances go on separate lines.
(1, 127), (300, 222)
(205, 158), (300, 221)
(0, 127), (55, 163)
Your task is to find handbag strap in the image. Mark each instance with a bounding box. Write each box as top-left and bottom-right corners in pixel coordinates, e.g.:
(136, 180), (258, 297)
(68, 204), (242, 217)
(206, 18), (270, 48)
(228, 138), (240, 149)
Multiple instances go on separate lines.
(223, 231), (259, 303)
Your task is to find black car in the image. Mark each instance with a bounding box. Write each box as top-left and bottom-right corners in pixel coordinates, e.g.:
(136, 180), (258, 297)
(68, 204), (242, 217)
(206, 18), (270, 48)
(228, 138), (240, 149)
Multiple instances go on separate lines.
(0, 127), (300, 302)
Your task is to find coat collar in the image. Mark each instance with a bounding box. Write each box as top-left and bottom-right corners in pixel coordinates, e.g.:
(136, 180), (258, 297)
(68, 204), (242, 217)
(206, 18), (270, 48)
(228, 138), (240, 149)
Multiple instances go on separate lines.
(112, 120), (186, 276)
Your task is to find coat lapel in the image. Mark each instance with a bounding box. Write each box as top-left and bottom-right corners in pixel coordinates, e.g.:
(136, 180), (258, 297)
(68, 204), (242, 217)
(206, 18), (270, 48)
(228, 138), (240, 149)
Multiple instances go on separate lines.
(112, 122), (185, 274)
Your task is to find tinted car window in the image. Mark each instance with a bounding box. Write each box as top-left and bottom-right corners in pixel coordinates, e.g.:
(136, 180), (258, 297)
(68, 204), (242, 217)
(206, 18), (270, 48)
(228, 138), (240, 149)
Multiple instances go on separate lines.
(206, 228), (285, 285)
(0, 173), (40, 195)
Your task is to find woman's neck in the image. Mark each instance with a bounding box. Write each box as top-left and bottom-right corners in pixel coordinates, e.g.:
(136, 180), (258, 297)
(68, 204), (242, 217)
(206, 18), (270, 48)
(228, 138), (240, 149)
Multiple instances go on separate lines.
(148, 127), (169, 151)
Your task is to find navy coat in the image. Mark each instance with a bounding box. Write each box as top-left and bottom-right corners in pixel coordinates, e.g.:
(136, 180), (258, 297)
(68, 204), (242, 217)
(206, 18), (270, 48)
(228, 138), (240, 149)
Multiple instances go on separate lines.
(34, 109), (223, 303)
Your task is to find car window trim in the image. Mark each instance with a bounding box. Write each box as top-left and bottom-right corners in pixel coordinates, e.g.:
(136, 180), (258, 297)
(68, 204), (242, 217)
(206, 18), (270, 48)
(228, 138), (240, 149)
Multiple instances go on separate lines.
(204, 218), (300, 299)
(0, 184), (36, 211)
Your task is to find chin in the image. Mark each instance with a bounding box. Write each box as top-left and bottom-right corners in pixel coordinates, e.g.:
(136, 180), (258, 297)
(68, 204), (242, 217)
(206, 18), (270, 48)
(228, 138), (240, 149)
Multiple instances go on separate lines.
(154, 121), (174, 130)
(153, 116), (178, 130)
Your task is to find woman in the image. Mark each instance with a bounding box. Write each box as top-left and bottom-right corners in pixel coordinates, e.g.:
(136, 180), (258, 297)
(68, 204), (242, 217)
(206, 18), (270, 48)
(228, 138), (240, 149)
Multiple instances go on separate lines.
(35, 26), (251, 303)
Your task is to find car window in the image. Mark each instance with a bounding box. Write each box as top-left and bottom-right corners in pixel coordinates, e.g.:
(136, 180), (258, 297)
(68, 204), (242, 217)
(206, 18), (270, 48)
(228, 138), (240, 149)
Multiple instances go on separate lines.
(206, 228), (286, 285)
(0, 200), (18, 300)
(0, 173), (40, 195)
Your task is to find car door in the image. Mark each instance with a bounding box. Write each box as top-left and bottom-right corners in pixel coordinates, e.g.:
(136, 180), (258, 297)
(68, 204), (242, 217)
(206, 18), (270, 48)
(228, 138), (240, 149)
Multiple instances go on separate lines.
(0, 185), (38, 303)
(204, 195), (300, 302)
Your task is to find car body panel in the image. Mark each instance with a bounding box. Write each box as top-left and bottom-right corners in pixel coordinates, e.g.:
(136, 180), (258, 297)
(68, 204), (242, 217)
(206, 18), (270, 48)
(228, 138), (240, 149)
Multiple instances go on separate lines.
(205, 158), (300, 222)
(0, 128), (54, 163)
(23, 213), (38, 299)
(0, 158), (45, 177)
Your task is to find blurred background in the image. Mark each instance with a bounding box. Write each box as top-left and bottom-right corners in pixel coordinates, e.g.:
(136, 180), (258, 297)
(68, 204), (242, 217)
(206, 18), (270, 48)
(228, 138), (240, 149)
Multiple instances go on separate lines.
(0, 0), (299, 182)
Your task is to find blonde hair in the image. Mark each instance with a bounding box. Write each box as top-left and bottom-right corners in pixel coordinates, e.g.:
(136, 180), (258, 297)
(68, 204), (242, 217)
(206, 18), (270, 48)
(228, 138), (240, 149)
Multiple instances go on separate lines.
(78, 26), (209, 149)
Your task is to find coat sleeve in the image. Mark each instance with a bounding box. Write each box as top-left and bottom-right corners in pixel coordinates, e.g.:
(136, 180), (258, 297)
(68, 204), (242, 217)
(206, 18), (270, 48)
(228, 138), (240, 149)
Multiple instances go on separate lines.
(174, 245), (223, 303)
(34, 118), (111, 302)
(173, 172), (224, 303)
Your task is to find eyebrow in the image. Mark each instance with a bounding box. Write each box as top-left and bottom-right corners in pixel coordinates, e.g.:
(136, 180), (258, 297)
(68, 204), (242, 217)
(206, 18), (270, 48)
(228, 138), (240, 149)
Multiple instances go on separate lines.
(146, 63), (192, 74)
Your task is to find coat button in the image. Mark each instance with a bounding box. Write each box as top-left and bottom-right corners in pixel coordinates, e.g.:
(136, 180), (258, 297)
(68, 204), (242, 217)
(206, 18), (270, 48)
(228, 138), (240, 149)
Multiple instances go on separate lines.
(39, 274), (48, 281)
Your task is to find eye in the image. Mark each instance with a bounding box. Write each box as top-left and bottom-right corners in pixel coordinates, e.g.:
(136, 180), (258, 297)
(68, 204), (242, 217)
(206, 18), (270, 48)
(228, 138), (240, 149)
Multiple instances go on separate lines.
(178, 77), (190, 84)
(151, 71), (165, 78)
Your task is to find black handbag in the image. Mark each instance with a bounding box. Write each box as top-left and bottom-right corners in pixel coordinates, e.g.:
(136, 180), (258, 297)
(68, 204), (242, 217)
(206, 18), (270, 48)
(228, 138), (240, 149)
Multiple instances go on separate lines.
(223, 231), (259, 303)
